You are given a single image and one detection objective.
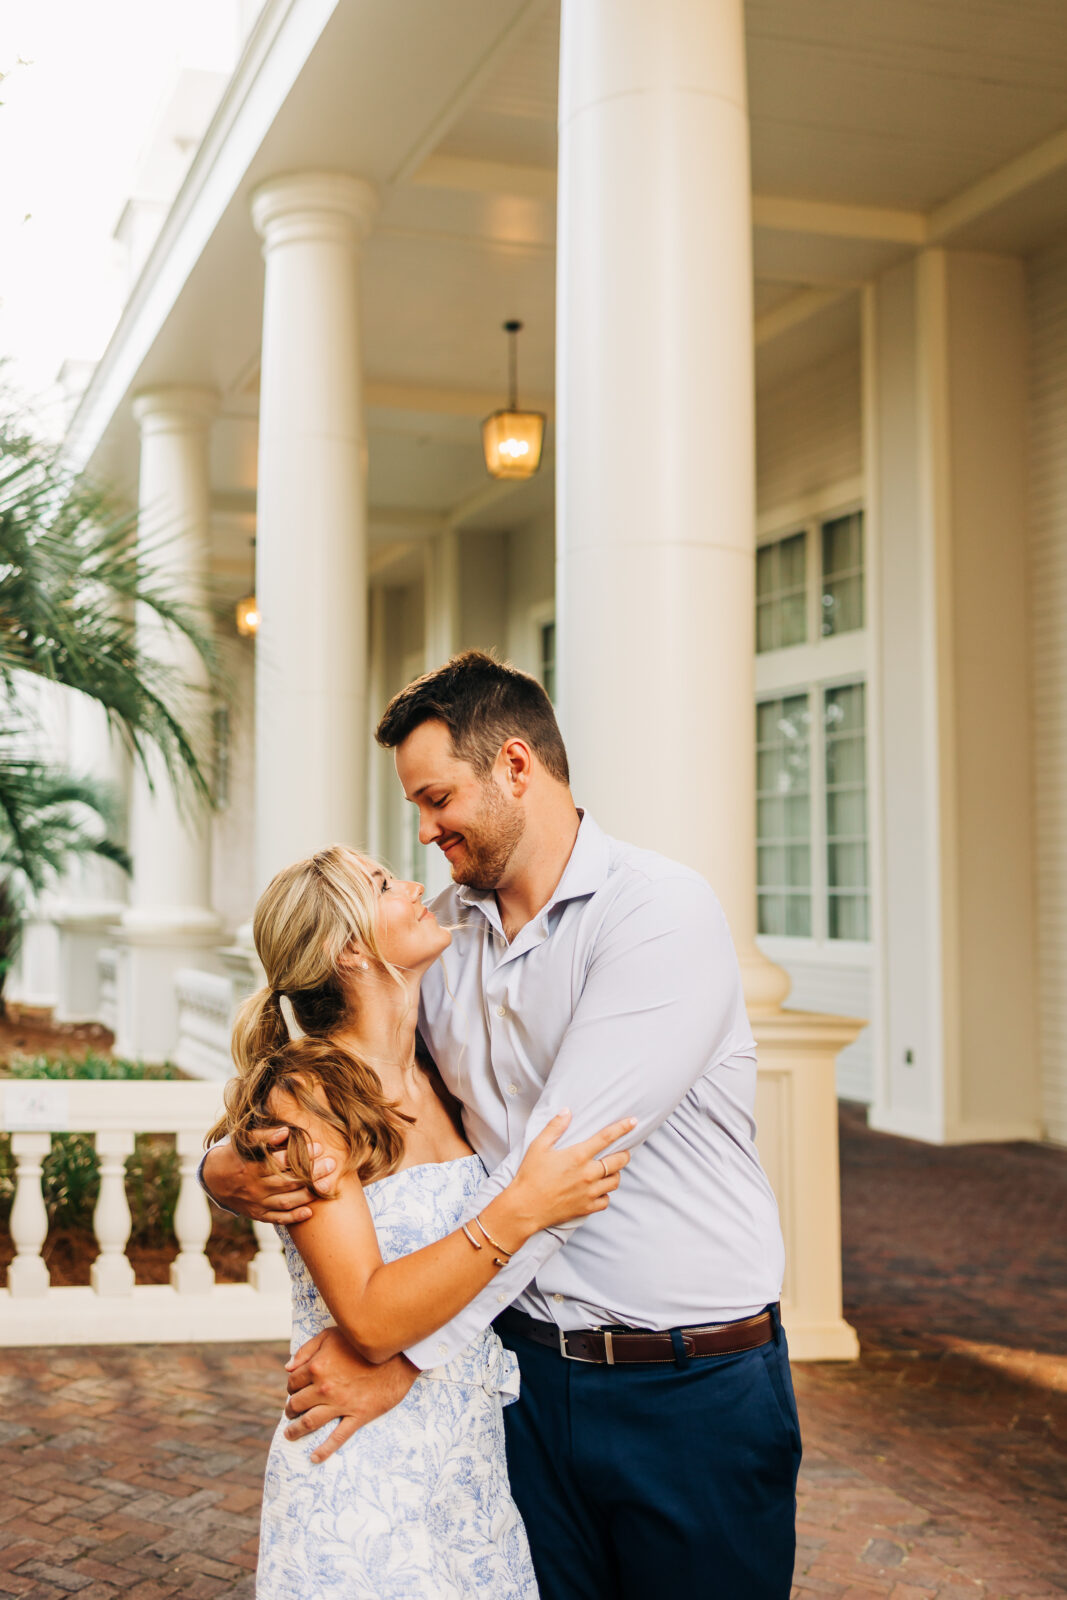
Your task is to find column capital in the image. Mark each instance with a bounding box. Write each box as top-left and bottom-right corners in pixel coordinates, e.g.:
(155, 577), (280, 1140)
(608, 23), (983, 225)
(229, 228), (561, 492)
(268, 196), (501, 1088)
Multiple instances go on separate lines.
(251, 172), (379, 251)
(132, 386), (220, 434)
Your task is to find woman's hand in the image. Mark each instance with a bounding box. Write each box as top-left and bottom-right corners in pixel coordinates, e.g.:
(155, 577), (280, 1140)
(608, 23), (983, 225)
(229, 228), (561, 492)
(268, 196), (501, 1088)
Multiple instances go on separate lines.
(496, 1110), (635, 1242)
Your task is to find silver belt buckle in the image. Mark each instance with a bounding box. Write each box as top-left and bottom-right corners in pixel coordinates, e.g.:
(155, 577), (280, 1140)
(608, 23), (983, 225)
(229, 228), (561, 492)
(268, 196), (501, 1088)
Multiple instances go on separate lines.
(558, 1326), (613, 1363)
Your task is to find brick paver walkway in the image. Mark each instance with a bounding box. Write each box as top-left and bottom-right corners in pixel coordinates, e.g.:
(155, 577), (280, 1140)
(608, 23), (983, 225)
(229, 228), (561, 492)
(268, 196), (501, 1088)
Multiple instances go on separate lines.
(1, 1108), (1064, 1599)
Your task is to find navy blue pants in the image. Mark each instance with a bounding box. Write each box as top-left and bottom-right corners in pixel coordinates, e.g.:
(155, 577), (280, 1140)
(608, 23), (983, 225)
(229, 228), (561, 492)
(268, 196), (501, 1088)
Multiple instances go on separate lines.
(496, 1309), (801, 1600)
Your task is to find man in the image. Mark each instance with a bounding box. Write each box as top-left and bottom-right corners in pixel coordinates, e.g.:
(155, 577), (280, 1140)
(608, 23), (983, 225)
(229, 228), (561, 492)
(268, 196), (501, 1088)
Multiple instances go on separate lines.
(203, 651), (800, 1599)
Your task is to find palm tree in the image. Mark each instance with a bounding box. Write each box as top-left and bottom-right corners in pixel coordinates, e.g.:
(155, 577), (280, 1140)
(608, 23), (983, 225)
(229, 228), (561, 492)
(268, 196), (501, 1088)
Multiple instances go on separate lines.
(0, 405), (225, 995)
(0, 751), (132, 999)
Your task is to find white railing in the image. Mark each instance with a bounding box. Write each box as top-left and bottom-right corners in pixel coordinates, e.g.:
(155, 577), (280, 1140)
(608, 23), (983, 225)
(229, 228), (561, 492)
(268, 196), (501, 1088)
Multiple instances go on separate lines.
(1, 1018), (862, 1357)
(0, 1079), (290, 1347)
(174, 967), (238, 1080)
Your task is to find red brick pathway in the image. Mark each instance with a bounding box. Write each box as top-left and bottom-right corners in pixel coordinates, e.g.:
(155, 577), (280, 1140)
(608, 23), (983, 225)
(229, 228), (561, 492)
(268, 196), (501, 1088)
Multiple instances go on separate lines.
(0, 1108), (1063, 1599)
(791, 1107), (1067, 1599)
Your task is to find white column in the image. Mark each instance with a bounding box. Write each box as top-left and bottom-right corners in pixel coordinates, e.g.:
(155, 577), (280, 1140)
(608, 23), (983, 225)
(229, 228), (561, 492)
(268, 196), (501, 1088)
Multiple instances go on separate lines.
(869, 251), (1040, 1145)
(251, 173), (378, 891)
(116, 388), (221, 1060)
(53, 693), (129, 1023)
(556, 0), (858, 1358)
(555, 0), (785, 1013)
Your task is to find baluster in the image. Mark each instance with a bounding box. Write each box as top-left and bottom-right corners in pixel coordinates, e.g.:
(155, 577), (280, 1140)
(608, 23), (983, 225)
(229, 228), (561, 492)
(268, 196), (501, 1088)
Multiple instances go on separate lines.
(170, 1132), (215, 1294)
(7, 1133), (51, 1297)
(91, 1131), (135, 1295)
(249, 1220), (289, 1293)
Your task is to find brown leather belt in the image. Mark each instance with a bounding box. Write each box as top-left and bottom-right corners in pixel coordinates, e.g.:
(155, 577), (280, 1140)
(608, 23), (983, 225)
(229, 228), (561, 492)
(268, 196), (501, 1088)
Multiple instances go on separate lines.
(496, 1305), (777, 1365)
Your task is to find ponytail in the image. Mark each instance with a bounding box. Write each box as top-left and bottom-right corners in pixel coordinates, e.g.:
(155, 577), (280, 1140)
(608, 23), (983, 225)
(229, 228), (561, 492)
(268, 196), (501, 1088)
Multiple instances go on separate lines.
(207, 844), (418, 1189)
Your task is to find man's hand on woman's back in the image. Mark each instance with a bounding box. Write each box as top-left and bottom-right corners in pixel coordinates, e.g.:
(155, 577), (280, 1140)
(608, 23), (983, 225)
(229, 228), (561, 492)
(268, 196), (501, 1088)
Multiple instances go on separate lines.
(201, 1127), (337, 1225)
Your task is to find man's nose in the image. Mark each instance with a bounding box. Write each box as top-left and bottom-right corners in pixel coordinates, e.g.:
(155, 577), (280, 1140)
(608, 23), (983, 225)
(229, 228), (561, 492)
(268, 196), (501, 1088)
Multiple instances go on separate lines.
(418, 813), (439, 846)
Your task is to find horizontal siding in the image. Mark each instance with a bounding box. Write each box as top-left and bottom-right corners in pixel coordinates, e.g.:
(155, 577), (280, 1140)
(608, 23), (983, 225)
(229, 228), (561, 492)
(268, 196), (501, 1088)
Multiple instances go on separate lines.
(756, 342), (862, 515)
(1028, 235), (1067, 1145)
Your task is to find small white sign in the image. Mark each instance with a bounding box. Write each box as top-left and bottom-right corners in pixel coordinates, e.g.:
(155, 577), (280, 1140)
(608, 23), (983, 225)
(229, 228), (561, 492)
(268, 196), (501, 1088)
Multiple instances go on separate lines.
(3, 1080), (69, 1132)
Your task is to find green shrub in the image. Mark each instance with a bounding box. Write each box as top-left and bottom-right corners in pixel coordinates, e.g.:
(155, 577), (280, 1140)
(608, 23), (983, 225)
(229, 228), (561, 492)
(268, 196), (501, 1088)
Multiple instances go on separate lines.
(0, 1053), (183, 1239)
(6, 1051), (178, 1082)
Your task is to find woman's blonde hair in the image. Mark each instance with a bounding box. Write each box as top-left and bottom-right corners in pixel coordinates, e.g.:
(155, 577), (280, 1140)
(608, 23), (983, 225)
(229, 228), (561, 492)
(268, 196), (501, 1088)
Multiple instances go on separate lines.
(206, 844), (413, 1189)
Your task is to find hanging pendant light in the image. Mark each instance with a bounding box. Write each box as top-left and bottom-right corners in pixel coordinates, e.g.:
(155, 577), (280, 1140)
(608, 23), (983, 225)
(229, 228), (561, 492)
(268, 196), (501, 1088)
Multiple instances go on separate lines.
(236, 536), (259, 636)
(482, 320), (545, 480)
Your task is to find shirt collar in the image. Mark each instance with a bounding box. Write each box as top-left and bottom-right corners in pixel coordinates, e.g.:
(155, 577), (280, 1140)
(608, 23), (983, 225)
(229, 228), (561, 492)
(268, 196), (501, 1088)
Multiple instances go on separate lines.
(455, 810), (611, 922)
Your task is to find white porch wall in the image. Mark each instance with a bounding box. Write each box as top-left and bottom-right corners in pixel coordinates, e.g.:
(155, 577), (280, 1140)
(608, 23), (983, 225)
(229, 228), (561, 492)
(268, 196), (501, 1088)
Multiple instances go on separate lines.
(505, 513), (555, 676)
(374, 583), (426, 877)
(458, 530), (508, 651)
(1027, 231), (1067, 1146)
(756, 342), (863, 516)
(209, 638), (256, 933)
(755, 340), (873, 1102)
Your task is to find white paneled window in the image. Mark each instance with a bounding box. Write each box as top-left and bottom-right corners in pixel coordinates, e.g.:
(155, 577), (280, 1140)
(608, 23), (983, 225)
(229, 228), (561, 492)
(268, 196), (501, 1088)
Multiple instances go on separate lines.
(821, 511), (864, 637)
(756, 695), (812, 936)
(754, 495), (869, 946)
(539, 618), (556, 703)
(824, 682), (869, 940)
(755, 680), (869, 944)
(756, 531), (807, 653)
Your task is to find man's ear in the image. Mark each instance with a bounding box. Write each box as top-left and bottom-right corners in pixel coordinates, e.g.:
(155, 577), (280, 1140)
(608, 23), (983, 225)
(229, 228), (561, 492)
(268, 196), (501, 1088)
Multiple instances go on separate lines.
(500, 738), (534, 797)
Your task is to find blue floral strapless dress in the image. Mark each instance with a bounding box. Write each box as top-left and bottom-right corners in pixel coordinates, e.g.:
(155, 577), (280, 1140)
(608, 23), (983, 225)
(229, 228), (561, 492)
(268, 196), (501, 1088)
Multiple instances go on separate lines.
(256, 1154), (538, 1599)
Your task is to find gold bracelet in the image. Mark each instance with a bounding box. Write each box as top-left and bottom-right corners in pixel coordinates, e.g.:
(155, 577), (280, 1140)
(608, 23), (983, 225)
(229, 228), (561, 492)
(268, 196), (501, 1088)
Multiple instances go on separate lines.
(473, 1214), (514, 1262)
(461, 1222), (483, 1251)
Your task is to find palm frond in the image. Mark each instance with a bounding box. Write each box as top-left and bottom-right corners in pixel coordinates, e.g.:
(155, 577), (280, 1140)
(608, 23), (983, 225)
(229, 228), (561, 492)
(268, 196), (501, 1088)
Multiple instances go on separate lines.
(0, 741), (132, 893)
(0, 410), (227, 807)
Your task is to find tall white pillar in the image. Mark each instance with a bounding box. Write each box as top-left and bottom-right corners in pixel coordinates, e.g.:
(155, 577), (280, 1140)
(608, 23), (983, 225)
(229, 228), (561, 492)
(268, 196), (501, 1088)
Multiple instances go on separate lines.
(556, 0), (858, 1358)
(116, 387), (221, 1060)
(869, 251), (1040, 1145)
(53, 693), (129, 1023)
(555, 0), (785, 1013)
(251, 173), (377, 890)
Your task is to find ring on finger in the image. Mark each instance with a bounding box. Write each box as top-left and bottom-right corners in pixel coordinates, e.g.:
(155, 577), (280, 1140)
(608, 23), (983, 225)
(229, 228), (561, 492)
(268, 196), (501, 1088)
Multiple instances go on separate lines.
(598, 1157), (608, 1179)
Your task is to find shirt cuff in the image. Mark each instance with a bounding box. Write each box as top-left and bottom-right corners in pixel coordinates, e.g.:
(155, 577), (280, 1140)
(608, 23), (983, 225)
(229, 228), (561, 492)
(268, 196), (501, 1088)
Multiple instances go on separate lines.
(197, 1137), (242, 1218)
(405, 1231), (558, 1369)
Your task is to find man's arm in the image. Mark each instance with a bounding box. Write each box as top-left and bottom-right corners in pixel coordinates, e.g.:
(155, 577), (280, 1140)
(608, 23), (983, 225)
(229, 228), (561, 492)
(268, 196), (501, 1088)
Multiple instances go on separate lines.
(405, 872), (749, 1367)
(199, 1129), (336, 1224)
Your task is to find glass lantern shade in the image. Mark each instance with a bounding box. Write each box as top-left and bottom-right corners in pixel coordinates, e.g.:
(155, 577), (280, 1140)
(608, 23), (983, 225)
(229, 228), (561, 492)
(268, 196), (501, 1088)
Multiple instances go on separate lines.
(481, 409), (545, 480)
(236, 595), (260, 637)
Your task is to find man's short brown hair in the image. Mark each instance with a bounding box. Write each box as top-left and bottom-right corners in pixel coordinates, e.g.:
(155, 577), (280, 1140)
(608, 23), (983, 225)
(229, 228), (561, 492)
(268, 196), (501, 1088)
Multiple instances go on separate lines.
(375, 650), (570, 785)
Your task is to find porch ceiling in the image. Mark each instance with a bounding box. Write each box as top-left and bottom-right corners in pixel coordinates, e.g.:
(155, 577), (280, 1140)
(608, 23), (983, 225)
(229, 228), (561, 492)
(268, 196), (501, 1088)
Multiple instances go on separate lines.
(75, 0), (1067, 559)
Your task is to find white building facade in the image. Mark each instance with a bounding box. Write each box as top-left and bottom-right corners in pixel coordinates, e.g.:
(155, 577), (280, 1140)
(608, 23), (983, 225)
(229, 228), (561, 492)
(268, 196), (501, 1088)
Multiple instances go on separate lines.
(9, 0), (1067, 1352)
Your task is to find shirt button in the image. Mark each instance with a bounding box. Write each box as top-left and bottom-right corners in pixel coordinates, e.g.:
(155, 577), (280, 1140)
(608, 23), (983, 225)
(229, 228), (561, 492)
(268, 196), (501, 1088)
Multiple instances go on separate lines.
(437, 1343), (448, 1357)
(497, 1292), (507, 1304)
(553, 1294), (564, 1304)
(495, 1005), (507, 1018)
(507, 1082), (520, 1096)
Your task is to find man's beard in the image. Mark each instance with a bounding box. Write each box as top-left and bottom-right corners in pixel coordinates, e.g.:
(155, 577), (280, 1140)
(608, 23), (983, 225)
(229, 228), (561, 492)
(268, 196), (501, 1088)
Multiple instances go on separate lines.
(447, 781), (526, 890)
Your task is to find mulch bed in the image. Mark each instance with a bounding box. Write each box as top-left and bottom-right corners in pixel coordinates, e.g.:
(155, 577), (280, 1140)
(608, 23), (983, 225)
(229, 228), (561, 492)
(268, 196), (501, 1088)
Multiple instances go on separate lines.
(0, 1005), (115, 1064)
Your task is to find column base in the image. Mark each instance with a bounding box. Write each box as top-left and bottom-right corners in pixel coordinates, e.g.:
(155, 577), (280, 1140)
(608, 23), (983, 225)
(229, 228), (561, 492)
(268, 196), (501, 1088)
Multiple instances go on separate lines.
(51, 902), (125, 1025)
(754, 1007), (865, 1361)
(5, 911), (61, 1015)
(114, 915), (224, 1064)
(868, 1103), (1045, 1146)
(779, 1313), (860, 1363)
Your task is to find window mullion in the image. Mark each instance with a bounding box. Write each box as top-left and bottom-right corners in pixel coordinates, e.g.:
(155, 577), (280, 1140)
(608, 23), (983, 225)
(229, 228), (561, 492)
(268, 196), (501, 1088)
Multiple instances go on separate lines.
(811, 682), (828, 943)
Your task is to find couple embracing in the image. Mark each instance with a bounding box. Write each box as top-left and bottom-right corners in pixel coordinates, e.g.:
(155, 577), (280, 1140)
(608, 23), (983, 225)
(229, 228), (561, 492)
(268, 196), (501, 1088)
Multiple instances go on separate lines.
(202, 650), (801, 1600)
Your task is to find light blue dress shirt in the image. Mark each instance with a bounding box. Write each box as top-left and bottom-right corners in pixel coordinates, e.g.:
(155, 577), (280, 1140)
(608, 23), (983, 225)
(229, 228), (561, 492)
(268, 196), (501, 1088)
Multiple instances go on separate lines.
(407, 812), (784, 1372)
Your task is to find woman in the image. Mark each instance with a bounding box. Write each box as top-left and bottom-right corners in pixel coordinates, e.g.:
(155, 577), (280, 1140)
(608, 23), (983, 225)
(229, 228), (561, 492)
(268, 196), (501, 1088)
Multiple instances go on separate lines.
(210, 845), (633, 1600)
